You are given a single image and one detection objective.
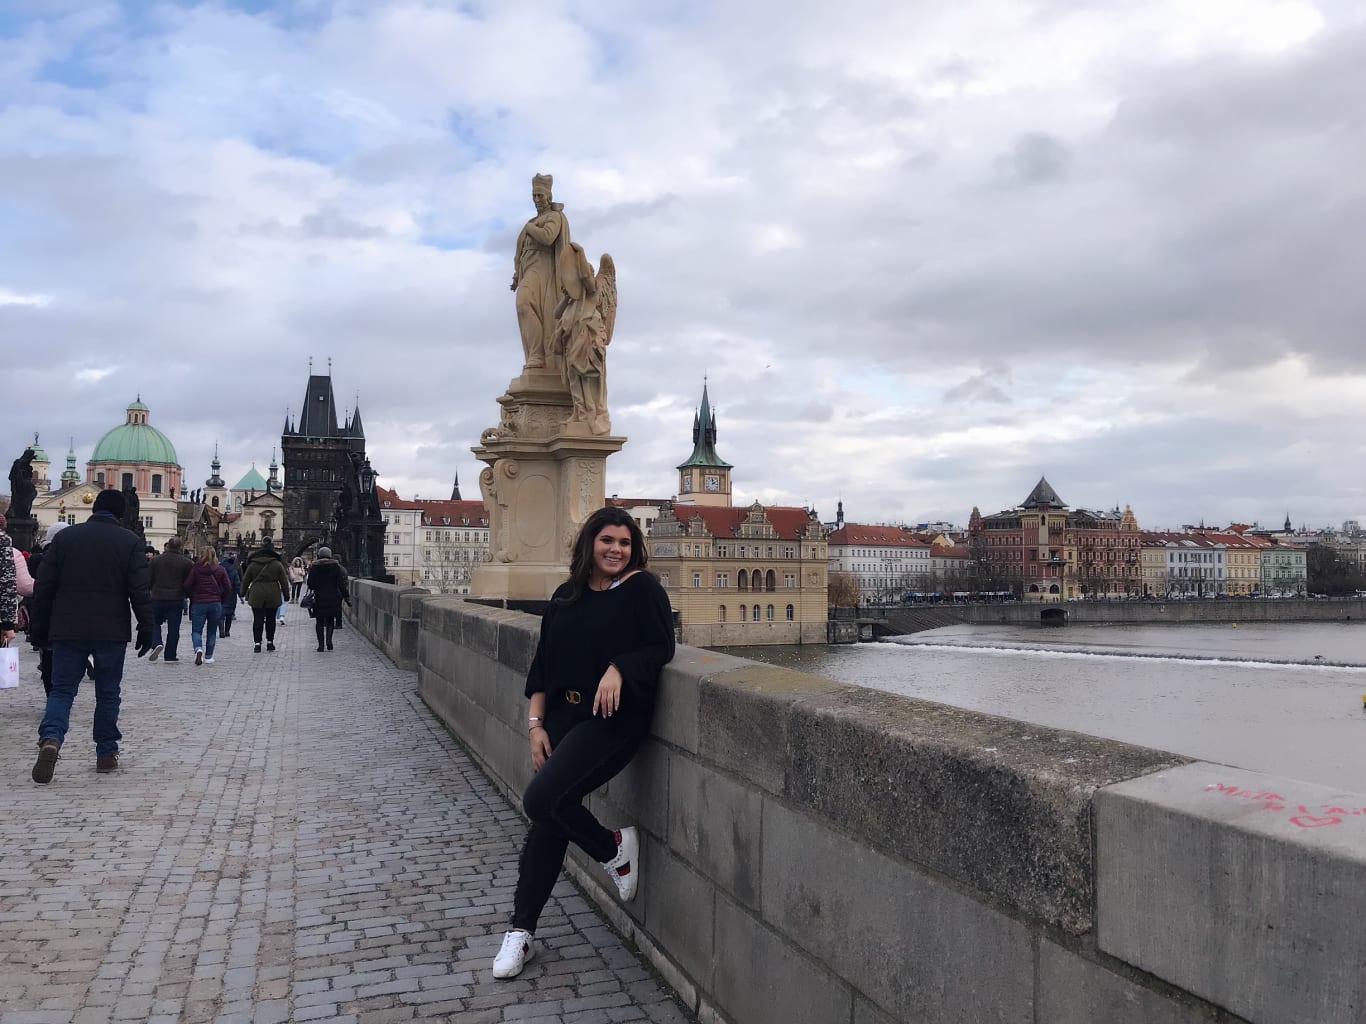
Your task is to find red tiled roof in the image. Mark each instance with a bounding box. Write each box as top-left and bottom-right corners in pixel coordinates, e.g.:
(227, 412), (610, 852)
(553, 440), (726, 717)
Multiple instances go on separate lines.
(828, 523), (929, 548)
(376, 486), (488, 525)
(607, 497), (672, 508)
(669, 504), (818, 541)
(933, 544), (969, 559)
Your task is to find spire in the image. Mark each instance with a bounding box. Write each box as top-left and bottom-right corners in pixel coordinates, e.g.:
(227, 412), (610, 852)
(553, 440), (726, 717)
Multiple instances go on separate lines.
(61, 437), (79, 486)
(836, 499), (844, 529)
(268, 447), (281, 492)
(677, 380), (732, 470)
(451, 472), (462, 501)
(349, 400), (365, 439)
(206, 442), (225, 489)
(1284, 513), (1292, 533)
(296, 371), (341, 437)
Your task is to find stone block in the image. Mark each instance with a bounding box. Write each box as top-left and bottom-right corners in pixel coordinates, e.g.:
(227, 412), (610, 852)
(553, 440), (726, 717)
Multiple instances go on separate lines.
(712, 894), (852, 1024)
(698, 665), (843, 796)
(652, 663), (700, 754)
(495, 613), (540, 676)
(1097, 762), (1366, 1024)
(598, 739), (668, 839)
(785, 685), (1186, 934)
(760, 798), (1034, 1024)
(641, 839), (716, 990)
(667, 756), (762, 910)
(458, 605), (501, 660)
(1036, 941), (1215, 1024)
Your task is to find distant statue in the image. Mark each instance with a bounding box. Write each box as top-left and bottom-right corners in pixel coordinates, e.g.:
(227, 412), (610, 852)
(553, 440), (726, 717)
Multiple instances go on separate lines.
(121, 483), (141, 533)
(553, 248), (617, 434)
(511, 173), (577, 373)
(7, 448), (37, 519)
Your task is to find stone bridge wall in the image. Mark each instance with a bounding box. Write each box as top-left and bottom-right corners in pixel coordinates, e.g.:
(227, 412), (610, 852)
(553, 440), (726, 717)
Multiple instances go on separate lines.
(350, 579), (1365, 1024)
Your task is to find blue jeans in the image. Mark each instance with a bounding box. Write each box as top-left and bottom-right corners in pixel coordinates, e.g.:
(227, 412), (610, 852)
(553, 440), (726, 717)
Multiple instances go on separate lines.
(41, 642), (126, 756)
(151, 598), (187, 659)
(189, 603), (223, 659)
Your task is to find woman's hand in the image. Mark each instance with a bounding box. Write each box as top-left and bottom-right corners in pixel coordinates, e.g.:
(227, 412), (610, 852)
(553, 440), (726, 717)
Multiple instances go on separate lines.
(593, 663), (623, 718)
(530, 727), (551, 770)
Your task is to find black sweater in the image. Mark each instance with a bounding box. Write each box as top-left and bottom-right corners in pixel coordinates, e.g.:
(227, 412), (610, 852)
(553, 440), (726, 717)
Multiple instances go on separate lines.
(525, 571), (676, 721)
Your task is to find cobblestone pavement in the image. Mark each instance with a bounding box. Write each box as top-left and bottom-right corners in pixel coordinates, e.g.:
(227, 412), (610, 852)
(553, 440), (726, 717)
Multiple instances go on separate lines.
(0, 614), (694, 1024)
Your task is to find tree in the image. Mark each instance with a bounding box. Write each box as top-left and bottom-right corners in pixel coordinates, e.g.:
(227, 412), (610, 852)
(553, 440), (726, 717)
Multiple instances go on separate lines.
(1307, 543), (1364, 595)
(827, 571), (860, 608)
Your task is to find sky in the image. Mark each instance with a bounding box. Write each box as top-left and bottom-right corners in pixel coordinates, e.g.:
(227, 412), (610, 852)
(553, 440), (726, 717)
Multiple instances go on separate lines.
(2, 0), (1364, 532)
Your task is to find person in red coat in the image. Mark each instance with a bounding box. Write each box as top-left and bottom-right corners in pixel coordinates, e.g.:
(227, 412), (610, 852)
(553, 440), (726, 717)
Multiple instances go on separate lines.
(185, 546), (232, 666)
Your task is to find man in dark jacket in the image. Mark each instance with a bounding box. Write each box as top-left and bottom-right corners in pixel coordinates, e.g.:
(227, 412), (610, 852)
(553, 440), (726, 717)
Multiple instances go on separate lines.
(147, 536), (192, 662)
(27, 488), (154, 782)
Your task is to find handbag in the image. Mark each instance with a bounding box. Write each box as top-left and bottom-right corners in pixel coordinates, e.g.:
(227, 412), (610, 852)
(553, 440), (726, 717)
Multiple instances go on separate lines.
(1, 645), (18, 689)
(299, 591), (316, 611)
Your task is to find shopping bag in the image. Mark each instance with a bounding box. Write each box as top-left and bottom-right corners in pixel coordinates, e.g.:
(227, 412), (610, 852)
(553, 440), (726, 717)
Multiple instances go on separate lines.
(0, 645), (18, 689)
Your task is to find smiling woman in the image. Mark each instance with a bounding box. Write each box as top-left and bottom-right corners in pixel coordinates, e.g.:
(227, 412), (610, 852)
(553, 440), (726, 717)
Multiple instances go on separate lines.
(490, 505), (675, 980)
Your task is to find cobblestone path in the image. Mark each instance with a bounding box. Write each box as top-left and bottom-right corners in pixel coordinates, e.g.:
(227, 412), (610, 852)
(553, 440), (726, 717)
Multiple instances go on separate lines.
(0, 616), (693, 1024)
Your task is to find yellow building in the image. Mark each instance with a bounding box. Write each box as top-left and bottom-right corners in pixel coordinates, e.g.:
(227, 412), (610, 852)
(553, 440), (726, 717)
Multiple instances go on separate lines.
(647, 383), (828, 646)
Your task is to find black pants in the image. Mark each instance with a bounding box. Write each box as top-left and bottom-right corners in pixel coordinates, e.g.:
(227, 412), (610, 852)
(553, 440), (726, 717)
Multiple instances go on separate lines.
(511, 710), (646, 932)
(291, 581), (303, 600)
(314, 615), (335, 648)
(251, 607), (278, 644)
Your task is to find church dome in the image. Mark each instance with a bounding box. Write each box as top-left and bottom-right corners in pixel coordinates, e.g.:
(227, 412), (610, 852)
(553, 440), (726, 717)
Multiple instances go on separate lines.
(90, 399), (179, 465)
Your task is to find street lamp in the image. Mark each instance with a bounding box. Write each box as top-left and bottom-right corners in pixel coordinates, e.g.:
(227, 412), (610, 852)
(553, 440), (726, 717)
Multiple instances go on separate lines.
(357, 457), (376, 580)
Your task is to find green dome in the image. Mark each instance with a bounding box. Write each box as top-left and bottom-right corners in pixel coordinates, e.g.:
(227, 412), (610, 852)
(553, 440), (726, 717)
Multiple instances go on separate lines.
(91, 423), (179, 465)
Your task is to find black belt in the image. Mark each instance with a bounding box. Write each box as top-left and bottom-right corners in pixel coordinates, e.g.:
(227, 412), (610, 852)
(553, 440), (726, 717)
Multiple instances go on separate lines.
(564, 690), (583, 705)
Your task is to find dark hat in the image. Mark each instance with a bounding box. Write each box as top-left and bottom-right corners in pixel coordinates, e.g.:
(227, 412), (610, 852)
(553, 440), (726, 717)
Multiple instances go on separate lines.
(144, 543), (157, 554)
(260, 536), (275, 550)
(93, 488), (126, 517)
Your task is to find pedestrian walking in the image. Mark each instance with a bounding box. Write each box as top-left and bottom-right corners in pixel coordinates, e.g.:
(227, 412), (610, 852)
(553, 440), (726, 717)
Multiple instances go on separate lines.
(185, 546), (232, 666)
(218, 552), (240, 638)
(0, 516), (17, 653)
(289, 557), (306, 602)
(147, 536), (192, 662)
(491, 506), (675, 979)
(304, 546), (349, 652)
(25, 521), (68, 695)
(240, 537), (289, 652)
(26, 487), (154, 783)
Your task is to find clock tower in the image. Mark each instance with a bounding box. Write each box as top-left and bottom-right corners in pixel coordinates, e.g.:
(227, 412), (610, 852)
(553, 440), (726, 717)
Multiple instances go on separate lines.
(676, 381), (733, 507)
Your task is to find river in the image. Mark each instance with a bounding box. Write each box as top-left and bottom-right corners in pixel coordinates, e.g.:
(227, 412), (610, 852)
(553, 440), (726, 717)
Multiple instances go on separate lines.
(716, 622), (1366, 790)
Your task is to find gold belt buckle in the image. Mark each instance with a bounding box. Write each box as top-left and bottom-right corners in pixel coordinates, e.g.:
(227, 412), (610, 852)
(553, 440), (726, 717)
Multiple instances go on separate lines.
(564, 689), (582, 705)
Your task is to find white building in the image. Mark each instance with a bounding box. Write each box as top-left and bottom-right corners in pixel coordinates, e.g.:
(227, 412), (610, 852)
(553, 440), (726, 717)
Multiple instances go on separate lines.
(827, 523), (932, 605)
(378, 486), (490, 594)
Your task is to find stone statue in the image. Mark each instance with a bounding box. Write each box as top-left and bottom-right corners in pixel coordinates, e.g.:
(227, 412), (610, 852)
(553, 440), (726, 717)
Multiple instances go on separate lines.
(511, 173), (577, 372)
(553, 248), (617, 434)
(121, 483), (141, 534)
(7, 448), (37, 520)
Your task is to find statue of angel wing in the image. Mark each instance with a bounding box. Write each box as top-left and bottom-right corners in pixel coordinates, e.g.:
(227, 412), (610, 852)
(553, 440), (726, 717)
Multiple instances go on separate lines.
(595, 253), (617, 347)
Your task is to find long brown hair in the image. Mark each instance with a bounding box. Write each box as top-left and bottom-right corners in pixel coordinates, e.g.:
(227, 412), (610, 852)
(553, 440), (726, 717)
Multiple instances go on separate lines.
(559, 506), (648, 604)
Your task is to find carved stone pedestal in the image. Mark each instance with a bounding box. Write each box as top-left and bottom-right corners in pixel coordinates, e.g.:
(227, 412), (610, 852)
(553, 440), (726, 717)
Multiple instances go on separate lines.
(6, 517), (39, 553)
(469, 370), (624, 600)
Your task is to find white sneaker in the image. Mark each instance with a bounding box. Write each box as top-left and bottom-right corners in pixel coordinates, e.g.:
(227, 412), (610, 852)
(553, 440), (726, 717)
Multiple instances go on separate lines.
(194, 648), (203, 666)
(492, 929), (536, 979)
(600, 826), (639, 901)
(203, 656), (214, 665)
(149, 644), (164, 662)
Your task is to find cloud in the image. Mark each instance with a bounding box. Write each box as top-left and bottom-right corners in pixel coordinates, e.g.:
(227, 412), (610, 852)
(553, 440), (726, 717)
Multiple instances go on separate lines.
(1, 0), (1363, 532)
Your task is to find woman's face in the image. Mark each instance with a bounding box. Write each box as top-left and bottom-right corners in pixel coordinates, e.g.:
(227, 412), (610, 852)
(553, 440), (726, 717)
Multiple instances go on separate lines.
(592, 524), (633, 579)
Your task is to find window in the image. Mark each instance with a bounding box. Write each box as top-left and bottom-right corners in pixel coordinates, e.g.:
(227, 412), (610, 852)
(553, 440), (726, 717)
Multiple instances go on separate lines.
(716, 572), (729, 589)
(765, 570), (776, 592)
(211, 496), (220, 508)
(660, 572), (670, 587)
(737, 570), (749, 591)
(692, 573), (702, 588)
(784, 573), (796, 589)
(719, 605), (727, 622)
(785, 604), (794, 621)
(151, 473), (163, 494)
(739, 604), (746, 620)
(122, 472), (133, 490)
(96, 472), (105, 485)
(751, 605), (760, 622)
(766, 604), (774, 621)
